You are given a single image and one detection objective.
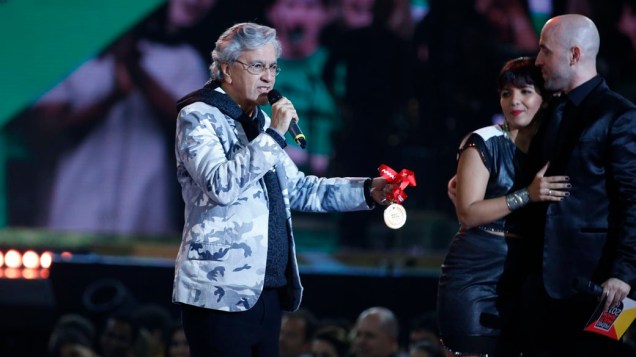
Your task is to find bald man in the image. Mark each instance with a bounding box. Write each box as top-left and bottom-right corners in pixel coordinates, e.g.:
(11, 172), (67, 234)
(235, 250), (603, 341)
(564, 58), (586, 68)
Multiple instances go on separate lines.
(351, 307), (400, 357)
(520, 14), (636, 356)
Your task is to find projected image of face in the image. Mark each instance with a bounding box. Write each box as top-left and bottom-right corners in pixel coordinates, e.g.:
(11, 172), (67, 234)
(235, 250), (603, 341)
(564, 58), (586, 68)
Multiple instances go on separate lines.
(266, 0), (330, 58)
(169, 0), (218, 28)
(340, 0), (374, 29)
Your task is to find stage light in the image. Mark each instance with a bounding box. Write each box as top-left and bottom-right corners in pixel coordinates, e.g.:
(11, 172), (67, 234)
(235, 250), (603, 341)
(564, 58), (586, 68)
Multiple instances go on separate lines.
(22, 251), (39, 269)
(40, 251), (53, 269)
(5, 250), (22, 269)
(0, 249), (54, 279)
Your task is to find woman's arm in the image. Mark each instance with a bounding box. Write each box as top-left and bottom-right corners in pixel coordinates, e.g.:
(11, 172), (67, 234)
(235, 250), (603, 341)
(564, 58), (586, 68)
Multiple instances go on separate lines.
(455, 147), (511, 228)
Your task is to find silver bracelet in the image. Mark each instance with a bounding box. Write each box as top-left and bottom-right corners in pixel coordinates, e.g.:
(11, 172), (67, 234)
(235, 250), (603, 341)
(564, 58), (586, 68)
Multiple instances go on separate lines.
(505, 188), (529, 211)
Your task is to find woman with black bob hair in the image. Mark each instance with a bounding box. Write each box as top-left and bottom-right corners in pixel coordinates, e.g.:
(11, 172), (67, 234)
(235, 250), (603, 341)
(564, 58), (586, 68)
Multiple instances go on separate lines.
(437, 57), (570, 356)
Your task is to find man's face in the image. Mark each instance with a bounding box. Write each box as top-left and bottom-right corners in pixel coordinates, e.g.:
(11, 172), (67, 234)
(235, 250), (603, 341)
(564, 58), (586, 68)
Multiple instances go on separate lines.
(279, 316), (309, 357)
(351, 315), (396, 357)
(535, 24), (573, 92)
(341, 0), (374, 29)
(100, 319), (134, 357)
(267, 0), (329, 53)
(223, 44), (277, 114)
(169, 0), (217, 28)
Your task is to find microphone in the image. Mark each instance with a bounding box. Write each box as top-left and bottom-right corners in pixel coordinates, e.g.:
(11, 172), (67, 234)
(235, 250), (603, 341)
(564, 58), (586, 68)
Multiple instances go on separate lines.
(267, 89), (307, 149)
(573, 277), (603, 296)
(576, 277), (636, 341)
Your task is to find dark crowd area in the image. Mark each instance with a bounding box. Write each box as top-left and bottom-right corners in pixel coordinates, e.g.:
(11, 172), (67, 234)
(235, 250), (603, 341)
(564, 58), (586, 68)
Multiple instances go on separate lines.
(7, 266), (636, 356)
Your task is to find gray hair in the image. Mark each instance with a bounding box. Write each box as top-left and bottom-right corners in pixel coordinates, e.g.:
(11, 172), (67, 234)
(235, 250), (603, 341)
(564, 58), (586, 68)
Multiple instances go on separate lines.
(209, 22), (282, 81)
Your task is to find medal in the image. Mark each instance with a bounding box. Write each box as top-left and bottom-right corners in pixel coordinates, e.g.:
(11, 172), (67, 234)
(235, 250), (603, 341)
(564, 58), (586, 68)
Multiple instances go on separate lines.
(377, 164), (416, 229)
(384, 203), (407, 229)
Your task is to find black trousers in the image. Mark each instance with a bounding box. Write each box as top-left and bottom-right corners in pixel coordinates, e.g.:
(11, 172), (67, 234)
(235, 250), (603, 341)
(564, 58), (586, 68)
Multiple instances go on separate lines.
(181, 289), (283, 357)
(520, 274), (622, 357)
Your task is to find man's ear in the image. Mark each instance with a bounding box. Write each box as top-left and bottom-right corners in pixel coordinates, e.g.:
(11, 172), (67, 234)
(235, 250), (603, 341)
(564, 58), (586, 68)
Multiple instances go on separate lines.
(221, 62), (232, 83)
(570, 46), (580, 65)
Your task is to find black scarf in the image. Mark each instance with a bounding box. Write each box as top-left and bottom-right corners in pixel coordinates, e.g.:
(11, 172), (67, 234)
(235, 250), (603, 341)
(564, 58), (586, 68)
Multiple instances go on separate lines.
(176, 80), (264, 141)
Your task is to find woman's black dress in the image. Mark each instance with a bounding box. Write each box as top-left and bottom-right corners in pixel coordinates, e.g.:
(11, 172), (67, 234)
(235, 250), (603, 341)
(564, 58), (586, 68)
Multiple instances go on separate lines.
(437, 125), (527, 355)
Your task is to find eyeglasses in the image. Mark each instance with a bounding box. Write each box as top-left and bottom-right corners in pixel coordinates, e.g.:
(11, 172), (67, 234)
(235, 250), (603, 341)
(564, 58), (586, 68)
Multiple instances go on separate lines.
(234, 60), (281, 76)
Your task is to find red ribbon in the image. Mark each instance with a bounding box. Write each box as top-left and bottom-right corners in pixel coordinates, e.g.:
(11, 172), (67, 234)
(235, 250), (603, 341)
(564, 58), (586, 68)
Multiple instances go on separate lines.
(377, 164), (417, 203)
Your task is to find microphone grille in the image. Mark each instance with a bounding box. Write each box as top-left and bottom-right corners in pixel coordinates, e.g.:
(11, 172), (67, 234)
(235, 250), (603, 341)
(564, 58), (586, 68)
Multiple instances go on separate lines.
(267, 89), (282, 104)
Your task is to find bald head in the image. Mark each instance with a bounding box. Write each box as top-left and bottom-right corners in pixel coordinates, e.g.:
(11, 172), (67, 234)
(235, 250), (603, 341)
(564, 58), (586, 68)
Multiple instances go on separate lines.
(357, 307), (399, 338)
(536, 14), (599, 92)
(544, 14), (600, 60)
(352, 307), (399, 357)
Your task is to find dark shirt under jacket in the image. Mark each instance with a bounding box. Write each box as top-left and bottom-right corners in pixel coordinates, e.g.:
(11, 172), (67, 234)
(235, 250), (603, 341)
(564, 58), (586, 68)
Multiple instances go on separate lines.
(546, 76), (603, 176)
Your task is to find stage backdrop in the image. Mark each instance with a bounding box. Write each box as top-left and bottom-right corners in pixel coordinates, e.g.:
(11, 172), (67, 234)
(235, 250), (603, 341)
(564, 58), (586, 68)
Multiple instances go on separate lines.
(0, 0), (166, 125)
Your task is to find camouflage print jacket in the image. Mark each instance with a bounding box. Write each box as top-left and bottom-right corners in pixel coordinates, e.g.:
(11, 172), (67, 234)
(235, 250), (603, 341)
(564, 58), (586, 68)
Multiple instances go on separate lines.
(172, 98), (371, 312)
